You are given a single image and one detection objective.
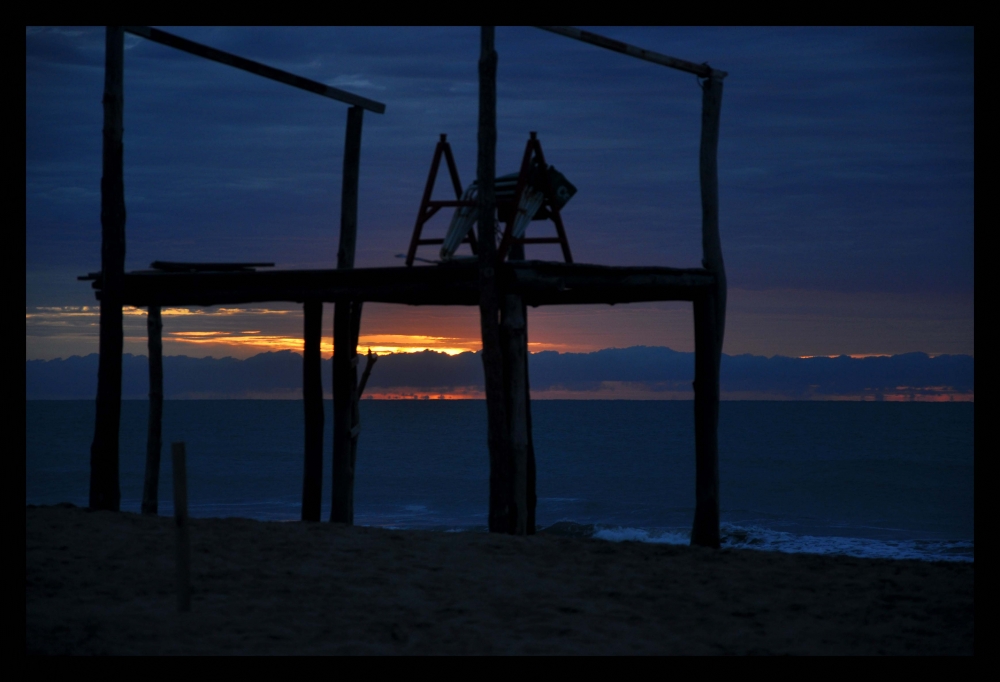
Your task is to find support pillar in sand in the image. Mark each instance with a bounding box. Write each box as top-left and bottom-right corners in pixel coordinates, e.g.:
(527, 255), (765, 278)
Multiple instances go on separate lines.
(691, 75), (725, 549)
(475, 27), (516, 534)
(501, 237), (535, 535)
(142, 305), (163, 515)
(89, 26), (126, 512)
(302, 300), (324, 521)
(331, 105), (365, 524)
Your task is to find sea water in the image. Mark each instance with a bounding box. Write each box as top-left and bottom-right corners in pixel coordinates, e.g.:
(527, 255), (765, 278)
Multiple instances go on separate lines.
(25, 400), (974, 562)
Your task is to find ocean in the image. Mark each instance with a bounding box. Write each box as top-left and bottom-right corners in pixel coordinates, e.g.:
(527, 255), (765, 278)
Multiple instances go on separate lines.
(25, 400), (974, 562)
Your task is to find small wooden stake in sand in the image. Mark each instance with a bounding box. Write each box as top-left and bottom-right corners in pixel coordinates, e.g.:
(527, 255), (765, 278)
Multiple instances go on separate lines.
(142, 305), (163, 515)
(171, 442), (191, 612)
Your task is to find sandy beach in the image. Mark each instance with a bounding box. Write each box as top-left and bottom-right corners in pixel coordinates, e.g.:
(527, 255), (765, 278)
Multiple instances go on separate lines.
(26, 505), (973, 655)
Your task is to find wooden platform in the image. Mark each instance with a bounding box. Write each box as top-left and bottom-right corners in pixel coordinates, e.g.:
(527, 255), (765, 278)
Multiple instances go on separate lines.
(85, 26), (727, 546)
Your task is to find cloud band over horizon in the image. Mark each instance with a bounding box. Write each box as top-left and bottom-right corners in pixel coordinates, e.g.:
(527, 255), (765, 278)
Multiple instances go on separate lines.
(26, 346), (974, 402)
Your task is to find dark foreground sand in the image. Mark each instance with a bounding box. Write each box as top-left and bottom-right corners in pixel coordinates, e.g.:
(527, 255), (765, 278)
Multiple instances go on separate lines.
(26, 505), (973, 655)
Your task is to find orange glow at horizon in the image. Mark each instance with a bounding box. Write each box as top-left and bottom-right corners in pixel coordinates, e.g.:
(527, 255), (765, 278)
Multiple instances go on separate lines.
(362, 387), (486, 400)
(164, 329), (596, 358)
(164, 331), (487, 357)
(880, 393), (974, 402)
(357, 334), (477, 356)
(166, 332), (331, 354)
(798, 353), (894, 359)
(162, 330), (575, 357)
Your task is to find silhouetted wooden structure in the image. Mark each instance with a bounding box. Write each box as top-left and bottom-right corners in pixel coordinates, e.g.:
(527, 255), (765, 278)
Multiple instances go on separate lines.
(406, 131), (573, 266)
(405, 134), (481, 266)
(85, 26), (727, 547)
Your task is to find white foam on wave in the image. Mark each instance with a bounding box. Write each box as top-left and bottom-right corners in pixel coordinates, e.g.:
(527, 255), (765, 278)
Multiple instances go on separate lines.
(592, 523), (974, 563)
(593, 526), (690, 545)
(720, 524), (974, 562)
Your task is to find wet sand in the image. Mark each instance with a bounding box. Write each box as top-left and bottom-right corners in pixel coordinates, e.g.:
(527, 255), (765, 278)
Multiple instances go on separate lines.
(26, 505), (973, 655)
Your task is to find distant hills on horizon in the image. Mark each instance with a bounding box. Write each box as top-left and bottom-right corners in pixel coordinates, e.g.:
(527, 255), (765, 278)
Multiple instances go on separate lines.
(26, 346), (974, 401)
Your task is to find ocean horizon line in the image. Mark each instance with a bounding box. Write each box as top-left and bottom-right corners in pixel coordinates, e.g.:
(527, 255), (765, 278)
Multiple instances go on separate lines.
(27, 347), (974, 402)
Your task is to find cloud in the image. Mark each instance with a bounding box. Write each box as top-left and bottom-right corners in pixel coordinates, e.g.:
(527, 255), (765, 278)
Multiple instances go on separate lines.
(326, 74), (386, 91)
(26, 347), (973, 401)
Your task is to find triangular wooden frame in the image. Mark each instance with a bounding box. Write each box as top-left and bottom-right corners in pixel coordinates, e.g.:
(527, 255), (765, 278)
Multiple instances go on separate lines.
(405, 134), (479, 266)
(497, 132), (573, 263)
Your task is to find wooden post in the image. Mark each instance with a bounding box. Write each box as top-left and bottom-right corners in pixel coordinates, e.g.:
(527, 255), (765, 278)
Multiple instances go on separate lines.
(331, 105), (364, 524)
(504, 240), (536, 535)
(692, 292), (720, 548)
(476, 27), (511, 533)
(172, 442), (191, 613)
(525, 351), (536, 535)
(699, 76), (726, 345)
(141, 305), (163, 515)
(301, 300), (323, 522)
(349, 301), (364, 461)
(691, 75), (725, 549)
(501, 294), (529, 535)
(89, 26), (126, 511)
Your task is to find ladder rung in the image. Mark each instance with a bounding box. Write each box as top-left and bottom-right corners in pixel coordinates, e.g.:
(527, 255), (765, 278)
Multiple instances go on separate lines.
(418, 239), (445, 245)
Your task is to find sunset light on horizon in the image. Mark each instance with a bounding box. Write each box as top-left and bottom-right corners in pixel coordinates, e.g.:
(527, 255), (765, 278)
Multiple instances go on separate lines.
(26, 299), (974, 362)
(166, 331), (484, 357)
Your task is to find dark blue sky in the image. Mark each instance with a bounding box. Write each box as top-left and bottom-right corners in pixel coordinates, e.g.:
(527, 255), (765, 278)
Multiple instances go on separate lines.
(26, 27), (974, 360)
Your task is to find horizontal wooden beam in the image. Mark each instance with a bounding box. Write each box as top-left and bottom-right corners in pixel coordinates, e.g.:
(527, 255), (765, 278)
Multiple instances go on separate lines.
(98, 262), (714, 308)
(123, 26), (387, 114)
(536, 26), (727, 80)
(150, 261), (274, 273)
(510, 262), (713, 306)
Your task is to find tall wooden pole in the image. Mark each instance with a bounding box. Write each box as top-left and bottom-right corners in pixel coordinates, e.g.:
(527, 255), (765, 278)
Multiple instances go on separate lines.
(691, 75), (725, 548)
(89, 26), (125, 511)
(302, 300), (324, 521)
(692, 291), (720, 548)
(698, 77), (726, 346)
(524, 306), (537, 535)
(142, 305), (163, 515)
(502, 241), (535, 535)
(331, 105), (364, 524)
(476, 27), (511, 533)
(500, 294), (530, 535)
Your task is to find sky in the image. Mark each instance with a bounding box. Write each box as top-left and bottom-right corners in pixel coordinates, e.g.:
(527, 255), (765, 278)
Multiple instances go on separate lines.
(25, 27), (974, 362)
